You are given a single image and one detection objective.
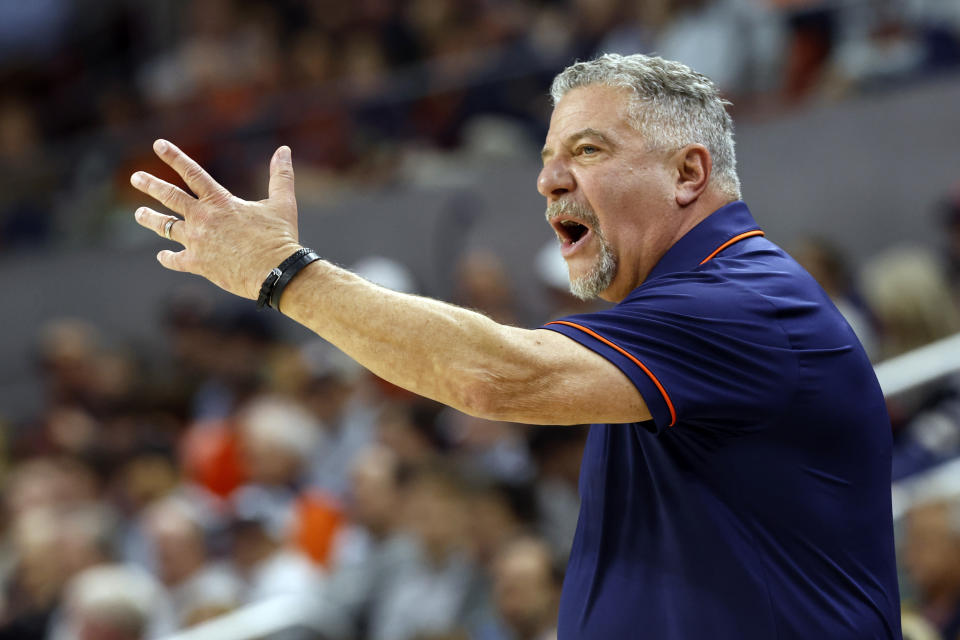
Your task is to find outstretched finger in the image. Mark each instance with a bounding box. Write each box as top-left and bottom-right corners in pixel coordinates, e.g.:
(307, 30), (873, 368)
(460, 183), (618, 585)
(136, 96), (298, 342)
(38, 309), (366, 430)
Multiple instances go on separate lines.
(268, 146), (296, 204)
(152, 139), (227, 200)
(157, 249), (192, 273)
(130, 172), (195, 217)
(135, 207), (185, 244)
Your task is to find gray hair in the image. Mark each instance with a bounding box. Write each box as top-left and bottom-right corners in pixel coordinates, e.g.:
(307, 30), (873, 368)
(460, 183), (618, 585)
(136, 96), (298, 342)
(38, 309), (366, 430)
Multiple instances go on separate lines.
(550, 53), (741, 199)
(66, 564), (167, 638)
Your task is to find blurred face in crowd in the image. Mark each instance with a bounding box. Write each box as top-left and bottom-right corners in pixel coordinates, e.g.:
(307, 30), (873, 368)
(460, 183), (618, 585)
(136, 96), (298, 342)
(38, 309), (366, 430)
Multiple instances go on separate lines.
(903, 501), (960, 599)
(493, 539), (558, 638)
(348, 447), (400, 537)
(37, 320), (100, 403)
(403, 475), (468, 563)
(144, 508), (207, 587)
(57, 510), (113, 580)
(302, 376), (354, 425)
(231, 522), (277, 573)
(240, 432), (303, 486)
(118, 453), (179, 510)
(6, 458), (99, 519)
(469, 489), (523, 565)
(76, 615), (143, 640)
(11, 509), (62, 608)
(377, 406), (437, 466)
(538, 84), (681, 302)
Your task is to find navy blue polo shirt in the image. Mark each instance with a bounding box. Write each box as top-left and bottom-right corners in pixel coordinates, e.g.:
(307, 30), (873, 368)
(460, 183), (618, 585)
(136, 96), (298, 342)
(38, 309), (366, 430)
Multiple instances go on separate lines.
(541, 202), (901, 639)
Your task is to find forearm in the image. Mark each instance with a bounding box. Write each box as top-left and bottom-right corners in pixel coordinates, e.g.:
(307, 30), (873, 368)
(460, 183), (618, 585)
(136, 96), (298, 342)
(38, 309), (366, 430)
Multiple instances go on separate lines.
(278, 258), (542, 419)
(131, 142), (650, 426)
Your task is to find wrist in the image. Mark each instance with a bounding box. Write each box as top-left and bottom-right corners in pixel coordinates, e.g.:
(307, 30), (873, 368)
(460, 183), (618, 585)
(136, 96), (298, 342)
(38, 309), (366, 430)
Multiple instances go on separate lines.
(256, 245), (319, 312)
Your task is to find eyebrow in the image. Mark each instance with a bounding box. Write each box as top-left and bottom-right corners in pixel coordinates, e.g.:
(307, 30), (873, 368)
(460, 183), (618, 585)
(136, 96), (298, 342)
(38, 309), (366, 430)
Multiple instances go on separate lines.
(540, 128), (617, 163)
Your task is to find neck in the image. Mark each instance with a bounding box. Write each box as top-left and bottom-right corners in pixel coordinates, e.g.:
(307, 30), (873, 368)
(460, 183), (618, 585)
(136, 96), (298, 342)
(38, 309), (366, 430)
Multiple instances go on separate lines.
(604, 192), (736, 302)
(670, 192), (735, 247)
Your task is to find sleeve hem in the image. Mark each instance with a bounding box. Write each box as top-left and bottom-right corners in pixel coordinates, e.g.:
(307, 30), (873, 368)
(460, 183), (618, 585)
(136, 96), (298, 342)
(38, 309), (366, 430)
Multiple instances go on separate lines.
(542, 320), (677, 428)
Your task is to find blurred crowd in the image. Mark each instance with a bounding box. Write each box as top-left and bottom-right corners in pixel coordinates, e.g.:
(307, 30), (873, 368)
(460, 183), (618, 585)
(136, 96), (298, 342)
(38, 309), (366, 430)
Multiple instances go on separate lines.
(2, 0), (960, 248)
(3, 1), (960, 639)
(0, 189), (958, 639)
(0, 246), (606, 640)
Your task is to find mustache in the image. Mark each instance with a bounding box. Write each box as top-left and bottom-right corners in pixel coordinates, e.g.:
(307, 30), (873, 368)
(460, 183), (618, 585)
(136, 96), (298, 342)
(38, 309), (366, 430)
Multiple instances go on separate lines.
(545, 199), (599, 226)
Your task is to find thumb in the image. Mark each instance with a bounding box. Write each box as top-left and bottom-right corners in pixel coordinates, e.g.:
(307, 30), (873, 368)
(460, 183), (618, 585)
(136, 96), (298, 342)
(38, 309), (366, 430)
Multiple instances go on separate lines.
(268, 146), (296, 203)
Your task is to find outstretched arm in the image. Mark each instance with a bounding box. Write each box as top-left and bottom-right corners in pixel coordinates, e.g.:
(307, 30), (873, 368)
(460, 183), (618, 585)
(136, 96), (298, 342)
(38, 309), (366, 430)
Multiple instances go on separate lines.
(131, 140), (651, 425)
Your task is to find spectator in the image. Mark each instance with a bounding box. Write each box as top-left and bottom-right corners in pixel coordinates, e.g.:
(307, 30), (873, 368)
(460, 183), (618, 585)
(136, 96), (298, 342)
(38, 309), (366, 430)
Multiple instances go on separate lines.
(863, 247), (960, 479)
(466, 482), (537, 569)
(0, 508), (63, 639)
(527, 428), (587, 563)
(318, 446), (420, 639)
(0, 97), (57, 246)
(863, 246), (960, 359)
(34, 319), (102, 411)
(369, 464), (488, 640)
(902, 499), (960, 638)
(437, 408), (534, 484)
(228, 486), (326, 604)
(139, 497), (243, 628)
(237, 394), (344, 567)
(647, 0), (785, 97)
(56, 564), (173, 640)
(483, 536), (561, 640)
(453, 250), (522, 325)
(297, 340), (378, 500)
(377, 403), (446, 468)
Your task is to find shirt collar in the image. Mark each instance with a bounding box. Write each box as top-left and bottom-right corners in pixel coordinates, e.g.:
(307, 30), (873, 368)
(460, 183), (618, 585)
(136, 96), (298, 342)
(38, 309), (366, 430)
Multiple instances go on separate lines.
(644, 200), (763, 282)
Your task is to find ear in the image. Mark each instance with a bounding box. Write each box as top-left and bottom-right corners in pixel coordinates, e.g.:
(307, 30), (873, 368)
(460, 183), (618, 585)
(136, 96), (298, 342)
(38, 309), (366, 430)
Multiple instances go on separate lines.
(674, 144), (711, 207)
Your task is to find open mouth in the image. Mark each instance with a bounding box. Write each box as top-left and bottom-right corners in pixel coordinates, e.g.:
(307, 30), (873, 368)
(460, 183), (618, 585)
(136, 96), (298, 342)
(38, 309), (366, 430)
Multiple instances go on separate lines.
(552, 218), (592, 248)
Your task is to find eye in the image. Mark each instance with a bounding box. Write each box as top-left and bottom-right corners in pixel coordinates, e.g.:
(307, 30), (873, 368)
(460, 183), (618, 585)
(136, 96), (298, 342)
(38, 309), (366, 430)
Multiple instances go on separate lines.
(577, 145), (599, 156)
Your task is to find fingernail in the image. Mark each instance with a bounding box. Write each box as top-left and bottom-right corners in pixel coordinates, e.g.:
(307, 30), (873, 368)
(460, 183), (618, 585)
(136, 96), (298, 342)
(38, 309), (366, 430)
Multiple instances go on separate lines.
(154, 139), (168, 153)
(279, 146), (291, 161)
(135, 207), (144, 220)
(131, 172), (145, 187)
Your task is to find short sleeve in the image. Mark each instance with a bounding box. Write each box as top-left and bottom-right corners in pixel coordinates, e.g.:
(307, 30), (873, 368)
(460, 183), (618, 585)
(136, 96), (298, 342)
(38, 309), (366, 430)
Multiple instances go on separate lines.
(540, 277), (800, 432)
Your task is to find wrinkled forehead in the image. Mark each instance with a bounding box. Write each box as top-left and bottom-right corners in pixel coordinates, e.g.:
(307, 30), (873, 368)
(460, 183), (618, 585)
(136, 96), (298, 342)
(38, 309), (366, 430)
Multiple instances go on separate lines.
(541, 84), (643, 159)
(548, 83), (633, 133)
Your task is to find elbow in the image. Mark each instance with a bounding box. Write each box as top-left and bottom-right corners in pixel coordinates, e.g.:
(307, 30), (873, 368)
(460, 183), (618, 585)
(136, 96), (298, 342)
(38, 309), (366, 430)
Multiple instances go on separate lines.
(453, 374), (515, 421)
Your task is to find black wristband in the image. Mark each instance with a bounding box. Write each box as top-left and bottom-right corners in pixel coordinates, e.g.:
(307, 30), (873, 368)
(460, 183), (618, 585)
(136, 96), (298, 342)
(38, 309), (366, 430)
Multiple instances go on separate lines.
(256, 248), (320, 311)
(270, 249), (321, 311)
(256, 267), (283, 310)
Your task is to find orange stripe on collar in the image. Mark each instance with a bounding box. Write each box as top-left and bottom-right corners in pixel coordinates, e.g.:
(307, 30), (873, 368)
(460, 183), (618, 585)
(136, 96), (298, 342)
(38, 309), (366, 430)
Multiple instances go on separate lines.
(699, 230), (765, 265)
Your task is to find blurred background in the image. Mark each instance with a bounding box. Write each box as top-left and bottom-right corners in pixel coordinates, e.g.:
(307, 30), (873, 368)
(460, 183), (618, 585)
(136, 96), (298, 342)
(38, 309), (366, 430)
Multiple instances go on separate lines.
(1, 0), (960, 638)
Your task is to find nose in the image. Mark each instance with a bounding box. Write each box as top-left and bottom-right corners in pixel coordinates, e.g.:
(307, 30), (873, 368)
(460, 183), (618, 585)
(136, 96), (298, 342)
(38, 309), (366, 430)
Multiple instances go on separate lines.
(537, 158), (575, 201)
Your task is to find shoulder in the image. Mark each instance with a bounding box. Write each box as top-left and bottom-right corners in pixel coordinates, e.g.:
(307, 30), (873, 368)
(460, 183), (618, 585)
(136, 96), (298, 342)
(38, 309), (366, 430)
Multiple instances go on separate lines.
(630, 241), (829, 324)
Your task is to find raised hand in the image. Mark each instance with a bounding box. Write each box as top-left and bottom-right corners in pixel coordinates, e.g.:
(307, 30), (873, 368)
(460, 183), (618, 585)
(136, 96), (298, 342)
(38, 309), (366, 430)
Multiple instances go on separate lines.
(131, 139), (303, 300)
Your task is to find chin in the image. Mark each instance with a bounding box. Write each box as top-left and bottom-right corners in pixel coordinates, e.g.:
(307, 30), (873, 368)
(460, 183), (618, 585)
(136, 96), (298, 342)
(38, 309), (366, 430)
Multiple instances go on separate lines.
(568, 261), (617, 301)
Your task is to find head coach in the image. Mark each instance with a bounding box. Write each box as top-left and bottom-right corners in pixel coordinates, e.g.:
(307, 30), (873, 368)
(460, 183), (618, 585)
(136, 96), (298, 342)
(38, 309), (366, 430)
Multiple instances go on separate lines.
(131, 53), (902, 639)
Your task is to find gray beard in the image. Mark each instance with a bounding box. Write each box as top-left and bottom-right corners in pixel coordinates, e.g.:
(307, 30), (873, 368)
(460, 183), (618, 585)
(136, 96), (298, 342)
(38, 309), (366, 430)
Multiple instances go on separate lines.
(569, 239), (617, 300)
(545, 200), (618, 300)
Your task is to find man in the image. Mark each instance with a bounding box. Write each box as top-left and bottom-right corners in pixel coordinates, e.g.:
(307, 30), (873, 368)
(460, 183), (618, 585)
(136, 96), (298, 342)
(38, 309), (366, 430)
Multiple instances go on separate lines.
(140, 497), (243, 627)
(485, 536), (561, 640)
(902, 499), (960, 637)
(131, 53), (901, 638)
